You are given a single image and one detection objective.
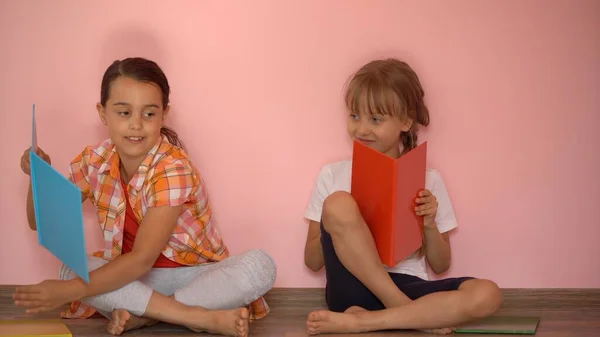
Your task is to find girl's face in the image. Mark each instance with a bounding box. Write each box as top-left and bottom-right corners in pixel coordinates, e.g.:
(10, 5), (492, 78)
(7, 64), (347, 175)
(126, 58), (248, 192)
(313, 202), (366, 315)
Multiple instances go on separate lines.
(347, 109), (412, 158)
(97, 76), (168, 163)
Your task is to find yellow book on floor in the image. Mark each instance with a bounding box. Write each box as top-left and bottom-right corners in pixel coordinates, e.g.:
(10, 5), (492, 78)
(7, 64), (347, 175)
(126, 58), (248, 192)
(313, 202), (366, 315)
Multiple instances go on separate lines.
(0, 320), (72, 337)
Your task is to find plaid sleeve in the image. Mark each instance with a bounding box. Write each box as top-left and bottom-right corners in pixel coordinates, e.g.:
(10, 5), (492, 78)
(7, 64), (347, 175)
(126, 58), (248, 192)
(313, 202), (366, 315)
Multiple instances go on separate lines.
(146, 161), (196, 208)
(68, 147), (95, 203)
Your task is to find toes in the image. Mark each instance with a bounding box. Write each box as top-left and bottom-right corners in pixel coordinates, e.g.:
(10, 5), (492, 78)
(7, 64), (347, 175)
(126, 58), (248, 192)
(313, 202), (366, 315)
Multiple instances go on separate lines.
(106, 325), (123, 336)
(107, 319), (119, 335)
(107, 310), (130, 336)
(434, 328), (452, 335)
(235, 309), (249, 337)
(306, 320), (320, 335)
(236, 325), (247, 337)
(307, 311), (321, 322)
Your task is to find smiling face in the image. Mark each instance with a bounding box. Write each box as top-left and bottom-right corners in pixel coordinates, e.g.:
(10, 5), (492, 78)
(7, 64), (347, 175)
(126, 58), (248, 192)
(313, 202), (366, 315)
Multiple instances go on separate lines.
(97, 76), (169, 164)
(347, 108), (411, 158)
(343, 59), (431, 159)
(345, 85), (413, 159)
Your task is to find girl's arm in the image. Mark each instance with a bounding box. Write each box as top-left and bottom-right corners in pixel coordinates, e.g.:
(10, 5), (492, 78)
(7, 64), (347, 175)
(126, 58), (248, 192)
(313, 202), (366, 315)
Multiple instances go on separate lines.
(69, 204), (183, 300)
(26, 181), (37, 230)
(304, 220), (325, 271)
(304, 165), (332, 272)
(416, 187), (452, 274)
(423, 225), (451, 274)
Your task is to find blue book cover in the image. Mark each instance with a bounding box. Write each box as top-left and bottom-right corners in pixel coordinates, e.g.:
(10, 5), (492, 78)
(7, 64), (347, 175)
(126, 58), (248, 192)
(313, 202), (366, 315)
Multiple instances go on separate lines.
(29, 104), (90, 283)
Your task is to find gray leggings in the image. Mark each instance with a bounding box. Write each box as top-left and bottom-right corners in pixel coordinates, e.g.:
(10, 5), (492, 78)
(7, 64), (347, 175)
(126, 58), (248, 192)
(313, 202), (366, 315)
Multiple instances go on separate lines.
(59, 249), (277, 317)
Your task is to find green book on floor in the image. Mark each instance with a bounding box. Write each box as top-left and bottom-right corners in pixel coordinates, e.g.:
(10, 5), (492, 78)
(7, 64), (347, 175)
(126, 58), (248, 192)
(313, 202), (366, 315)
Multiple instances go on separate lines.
(0, 320), (72, 337)
(455, 316), (540, 335)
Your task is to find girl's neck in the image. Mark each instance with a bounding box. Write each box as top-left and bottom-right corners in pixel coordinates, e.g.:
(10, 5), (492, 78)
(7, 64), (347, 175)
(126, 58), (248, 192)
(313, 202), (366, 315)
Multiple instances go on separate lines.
(119, 157), (143, 183)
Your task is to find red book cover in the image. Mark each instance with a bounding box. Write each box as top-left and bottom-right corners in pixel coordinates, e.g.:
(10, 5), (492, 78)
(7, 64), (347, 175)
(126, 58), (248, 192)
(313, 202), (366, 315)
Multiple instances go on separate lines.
(350, 140), (427, 267)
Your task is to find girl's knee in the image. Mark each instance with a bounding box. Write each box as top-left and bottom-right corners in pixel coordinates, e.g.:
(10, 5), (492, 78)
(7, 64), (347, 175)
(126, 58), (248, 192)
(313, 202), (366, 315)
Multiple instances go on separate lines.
(322, 191), (361, 231)
(242, 249), (277, 292)
(464, 279), (503, 318)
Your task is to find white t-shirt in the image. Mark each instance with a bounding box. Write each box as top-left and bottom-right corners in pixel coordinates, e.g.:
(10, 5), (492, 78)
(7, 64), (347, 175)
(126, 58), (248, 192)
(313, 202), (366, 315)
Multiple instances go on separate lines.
(304, 159), (458, 280)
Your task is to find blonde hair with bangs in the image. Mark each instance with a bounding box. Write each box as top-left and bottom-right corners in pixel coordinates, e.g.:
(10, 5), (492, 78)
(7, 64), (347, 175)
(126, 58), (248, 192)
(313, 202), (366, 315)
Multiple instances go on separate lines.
(344, 58), (430, 155)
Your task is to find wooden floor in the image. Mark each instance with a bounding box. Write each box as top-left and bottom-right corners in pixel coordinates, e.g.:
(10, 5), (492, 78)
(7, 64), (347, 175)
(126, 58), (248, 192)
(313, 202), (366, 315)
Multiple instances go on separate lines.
(1, 286), (599, 336)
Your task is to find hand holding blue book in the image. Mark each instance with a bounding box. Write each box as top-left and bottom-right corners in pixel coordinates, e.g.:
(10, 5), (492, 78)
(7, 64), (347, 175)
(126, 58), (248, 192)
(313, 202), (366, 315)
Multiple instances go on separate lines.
(29, 104), (90, 283)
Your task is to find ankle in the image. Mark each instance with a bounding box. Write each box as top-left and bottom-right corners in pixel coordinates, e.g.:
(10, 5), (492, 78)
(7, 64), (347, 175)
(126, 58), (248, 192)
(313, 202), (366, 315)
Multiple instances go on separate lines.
(146, 300), (191, 325)
(347, 310), (373, 333)
(180, 304), (206, 320)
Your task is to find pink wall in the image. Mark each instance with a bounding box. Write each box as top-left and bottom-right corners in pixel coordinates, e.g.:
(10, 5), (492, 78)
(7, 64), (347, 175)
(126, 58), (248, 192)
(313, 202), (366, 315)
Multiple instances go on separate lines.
(1, 0), (598, 288)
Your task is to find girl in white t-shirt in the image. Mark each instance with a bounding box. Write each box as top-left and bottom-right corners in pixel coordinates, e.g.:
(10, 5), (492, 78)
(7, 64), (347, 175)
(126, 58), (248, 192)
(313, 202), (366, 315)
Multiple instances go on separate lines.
(303, 58), (502, 335)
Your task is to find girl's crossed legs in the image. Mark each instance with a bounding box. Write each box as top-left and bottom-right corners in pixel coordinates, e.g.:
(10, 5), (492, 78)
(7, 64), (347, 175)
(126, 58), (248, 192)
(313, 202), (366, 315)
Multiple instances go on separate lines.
(60, 249), (277, 337)
(307, 191), (502, 335)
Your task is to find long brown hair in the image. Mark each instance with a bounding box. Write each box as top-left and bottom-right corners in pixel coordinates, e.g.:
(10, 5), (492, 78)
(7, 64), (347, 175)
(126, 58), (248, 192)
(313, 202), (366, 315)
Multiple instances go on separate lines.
(100, 57), (185, 150)
(344, 58), (430, 256)
(344, 58), (430, 155)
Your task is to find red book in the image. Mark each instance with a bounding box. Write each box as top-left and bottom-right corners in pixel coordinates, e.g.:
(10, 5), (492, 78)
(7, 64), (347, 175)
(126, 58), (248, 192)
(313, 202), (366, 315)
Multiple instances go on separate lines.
(350, 140), (427, 267)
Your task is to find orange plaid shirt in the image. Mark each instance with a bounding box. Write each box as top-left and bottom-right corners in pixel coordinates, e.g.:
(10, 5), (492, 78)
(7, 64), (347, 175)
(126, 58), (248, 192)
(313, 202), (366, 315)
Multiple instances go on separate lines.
(61, 136), (269, 320)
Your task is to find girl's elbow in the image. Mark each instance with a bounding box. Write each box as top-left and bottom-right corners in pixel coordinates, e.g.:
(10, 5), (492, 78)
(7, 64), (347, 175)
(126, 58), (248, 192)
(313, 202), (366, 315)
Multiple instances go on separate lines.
(142, 258), (158, 272)
(131, 252), (157, 273)
(304, 256), (324, 272)
(307, 263), (324, 272)
(432, 259), (451, 274)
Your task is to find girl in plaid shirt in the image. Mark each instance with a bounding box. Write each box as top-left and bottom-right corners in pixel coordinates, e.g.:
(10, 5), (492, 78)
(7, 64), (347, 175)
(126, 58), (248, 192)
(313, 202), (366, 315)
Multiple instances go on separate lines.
(17, 57), (276, 337)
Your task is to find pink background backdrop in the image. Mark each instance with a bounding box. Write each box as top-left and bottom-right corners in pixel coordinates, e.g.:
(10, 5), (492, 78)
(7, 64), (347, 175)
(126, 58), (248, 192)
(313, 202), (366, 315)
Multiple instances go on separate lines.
(1, 0), (598, 288)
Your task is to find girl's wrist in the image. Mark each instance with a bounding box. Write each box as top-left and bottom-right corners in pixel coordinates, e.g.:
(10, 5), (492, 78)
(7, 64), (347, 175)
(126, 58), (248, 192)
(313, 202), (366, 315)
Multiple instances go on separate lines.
(423, 220), (439, 232)
(66, 278), (89, 301)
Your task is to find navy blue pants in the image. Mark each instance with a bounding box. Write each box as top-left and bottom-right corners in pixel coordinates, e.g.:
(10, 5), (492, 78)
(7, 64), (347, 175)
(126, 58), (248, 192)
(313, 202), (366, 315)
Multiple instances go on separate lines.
(320, 222), (474, 312)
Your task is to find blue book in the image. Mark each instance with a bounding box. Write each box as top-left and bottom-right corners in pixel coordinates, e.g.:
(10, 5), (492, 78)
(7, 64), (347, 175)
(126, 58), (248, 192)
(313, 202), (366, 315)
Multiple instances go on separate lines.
(29, 104), (90, 283)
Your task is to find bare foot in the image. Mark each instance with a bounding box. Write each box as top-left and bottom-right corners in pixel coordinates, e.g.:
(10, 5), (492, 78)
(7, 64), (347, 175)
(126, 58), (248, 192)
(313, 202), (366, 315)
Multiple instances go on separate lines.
(344, 306), (455, 335)
(107, 309), (157, 336)
(185, 307), (249, 337)
(308, 307), (453, 335)
(307, 310), (366, 335)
